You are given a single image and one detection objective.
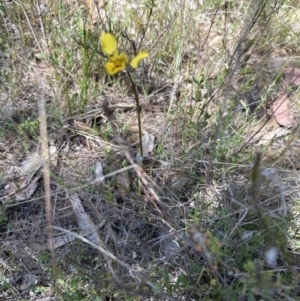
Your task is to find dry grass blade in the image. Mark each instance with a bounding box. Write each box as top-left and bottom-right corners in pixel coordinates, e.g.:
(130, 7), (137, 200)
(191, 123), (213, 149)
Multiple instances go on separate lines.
(38, 98), (57, 279)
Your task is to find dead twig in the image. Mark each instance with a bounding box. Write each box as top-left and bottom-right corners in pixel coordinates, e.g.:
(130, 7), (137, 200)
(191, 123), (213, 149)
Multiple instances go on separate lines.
(38, 97), (57, 280)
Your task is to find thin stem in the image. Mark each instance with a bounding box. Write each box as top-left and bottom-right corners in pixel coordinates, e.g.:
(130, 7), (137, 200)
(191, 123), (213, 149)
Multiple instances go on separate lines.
(38, 98), (57, 283)
(126, 69), (143, 159)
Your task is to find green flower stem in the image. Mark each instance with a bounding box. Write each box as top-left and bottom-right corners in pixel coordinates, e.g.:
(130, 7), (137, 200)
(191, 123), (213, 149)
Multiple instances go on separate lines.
(126, 69), (143, 160)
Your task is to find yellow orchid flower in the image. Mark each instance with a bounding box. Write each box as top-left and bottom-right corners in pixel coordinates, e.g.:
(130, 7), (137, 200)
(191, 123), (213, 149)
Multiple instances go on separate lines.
(130, 51), (149, 69)
(105, 52), (128, 75)
(100, 32), (148, 75)
(100, 32), (117, 55)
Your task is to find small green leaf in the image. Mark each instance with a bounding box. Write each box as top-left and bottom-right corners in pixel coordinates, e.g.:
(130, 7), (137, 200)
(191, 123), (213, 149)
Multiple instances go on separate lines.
(34, 52), (47, 60)
(188, 105), (194, 115)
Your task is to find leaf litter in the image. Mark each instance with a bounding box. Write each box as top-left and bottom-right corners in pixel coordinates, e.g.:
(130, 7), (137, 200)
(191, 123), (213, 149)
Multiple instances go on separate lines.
(270, 66), (300, 128)
(1, 1), (300, 300)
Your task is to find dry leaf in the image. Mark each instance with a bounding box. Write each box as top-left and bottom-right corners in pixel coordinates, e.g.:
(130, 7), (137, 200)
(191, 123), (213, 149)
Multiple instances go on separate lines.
(246, 115), (291, 146)
(2, 156), (42, 202)
(261, 168), (286, 216)
(170, 176), (189, 191)
(268, 66), (300, 128)
(126, 125), (141, 145)
(272, 90), (296, 128)
(116, 172), (130, 197)
(246, 118), (276, 143)
(49, 144), (58, 166)
(284, 67), (300, 86)
(3, 175), (41, 202)
(69, 193), (102, 246)
(135, 131), (155, 162)
(21, 155), (42, 174)
(159, 228), (180, 257)
(92, 161), (105, 183)
(266, 247), (279, 268)
(9, 175), (41, 201)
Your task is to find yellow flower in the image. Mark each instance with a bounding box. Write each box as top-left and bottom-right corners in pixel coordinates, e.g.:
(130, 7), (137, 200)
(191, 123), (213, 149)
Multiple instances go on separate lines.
(130, 51), (149, 69)
(100, 32), (149, 75)
(100, 32), (117, 55)
(105, 52), (128, 75)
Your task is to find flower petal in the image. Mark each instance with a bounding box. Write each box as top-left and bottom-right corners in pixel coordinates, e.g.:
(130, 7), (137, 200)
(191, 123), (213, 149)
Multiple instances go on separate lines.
(100, 32), (118, 55)
(130, 51), (149, 69)
(105, 62), (123, 75)
(111, 52), (128, 66)
(104, 52), (128, 75)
